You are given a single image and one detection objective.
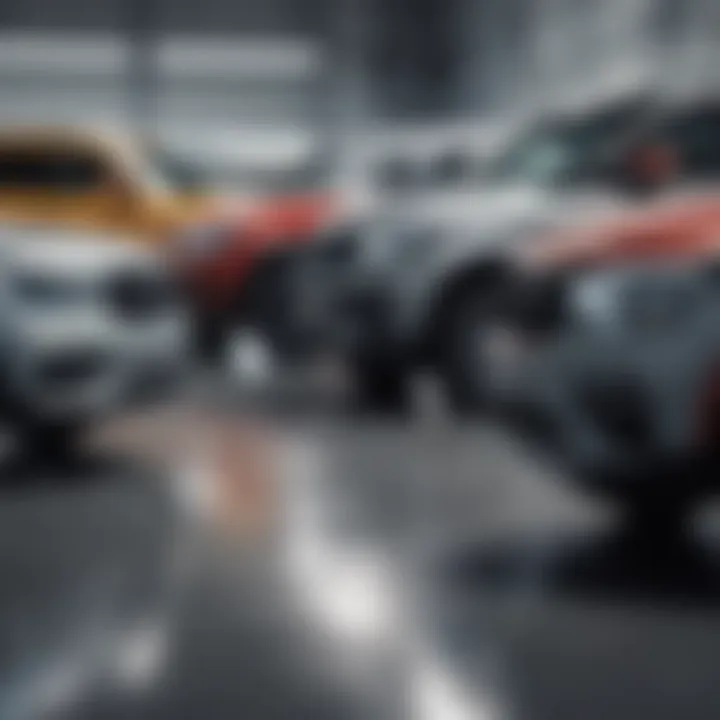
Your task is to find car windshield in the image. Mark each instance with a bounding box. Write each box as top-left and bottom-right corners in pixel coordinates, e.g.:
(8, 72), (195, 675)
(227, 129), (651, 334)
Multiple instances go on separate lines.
(488, 103), (649, 187)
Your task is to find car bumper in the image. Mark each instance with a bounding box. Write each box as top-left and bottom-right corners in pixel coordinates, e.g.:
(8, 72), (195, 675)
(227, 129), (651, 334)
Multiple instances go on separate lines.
(489, 326), (720, 487)
(1, 319), (190, 424)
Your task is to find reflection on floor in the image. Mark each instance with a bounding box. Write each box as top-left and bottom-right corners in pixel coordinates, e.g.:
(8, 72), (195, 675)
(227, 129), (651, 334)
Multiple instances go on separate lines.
(4, 398), (720, 719)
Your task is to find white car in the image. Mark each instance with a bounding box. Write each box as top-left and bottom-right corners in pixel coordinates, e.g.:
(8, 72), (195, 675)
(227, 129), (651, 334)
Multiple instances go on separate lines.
(0, 226), (189, 451)
(304, 94), (720, 416)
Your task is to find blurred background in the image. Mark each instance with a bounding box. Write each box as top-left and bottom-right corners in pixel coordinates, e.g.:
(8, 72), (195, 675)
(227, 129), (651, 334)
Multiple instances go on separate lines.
(3, 0), (719, 184)
(2, 2), (720, 720)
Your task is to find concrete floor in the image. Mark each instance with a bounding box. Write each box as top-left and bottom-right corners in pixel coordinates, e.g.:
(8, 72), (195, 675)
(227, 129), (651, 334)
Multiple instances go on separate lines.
(2, 382), (720, 720)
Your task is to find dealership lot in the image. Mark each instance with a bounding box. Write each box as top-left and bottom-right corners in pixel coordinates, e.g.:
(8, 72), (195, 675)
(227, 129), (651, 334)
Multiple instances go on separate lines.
(0, 383), (717, 719)
(4, 1), (720, 717)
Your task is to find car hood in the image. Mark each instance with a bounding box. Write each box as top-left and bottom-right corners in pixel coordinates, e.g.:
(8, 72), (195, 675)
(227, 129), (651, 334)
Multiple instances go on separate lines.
(522, 188), (720, 271)
(0, 226), (161, 277)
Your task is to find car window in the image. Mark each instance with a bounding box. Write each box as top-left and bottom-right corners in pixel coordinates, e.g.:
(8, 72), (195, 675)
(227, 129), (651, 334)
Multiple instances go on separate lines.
(658, 107), (720, 178)
(489, 99), (652, 187)
(0, 150), (107, 191)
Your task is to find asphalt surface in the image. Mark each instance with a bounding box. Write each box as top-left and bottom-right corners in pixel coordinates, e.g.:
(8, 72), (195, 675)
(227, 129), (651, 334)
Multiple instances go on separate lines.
(3, 378), (720, 719)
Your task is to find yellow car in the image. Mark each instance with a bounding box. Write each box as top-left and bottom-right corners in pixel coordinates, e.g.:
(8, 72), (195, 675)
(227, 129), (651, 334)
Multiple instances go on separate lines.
(0, 126), (344, 359)
(0, 125), (213, 243)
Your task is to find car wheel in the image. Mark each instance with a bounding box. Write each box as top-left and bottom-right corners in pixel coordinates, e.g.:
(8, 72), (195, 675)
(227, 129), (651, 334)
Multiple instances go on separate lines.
(582, 464), (707, 530)
(222, 253), (299, 384)
(610, 490), (701, 541)
(350, 359), (411, 416)
(21, 420), (84, 459)
(194, 314), (226, 364)
(440, 285), (497, 416)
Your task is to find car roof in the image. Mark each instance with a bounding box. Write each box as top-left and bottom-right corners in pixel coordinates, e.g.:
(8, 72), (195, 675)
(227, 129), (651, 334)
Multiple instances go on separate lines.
(0, 124), (139, 156)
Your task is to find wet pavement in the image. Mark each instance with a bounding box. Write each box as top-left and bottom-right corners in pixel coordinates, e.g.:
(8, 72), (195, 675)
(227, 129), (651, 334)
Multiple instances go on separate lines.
(2, 381), (720, 719)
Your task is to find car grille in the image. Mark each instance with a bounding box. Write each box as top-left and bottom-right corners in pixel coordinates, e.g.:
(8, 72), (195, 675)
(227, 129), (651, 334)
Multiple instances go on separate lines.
(39, 350), (107, 385)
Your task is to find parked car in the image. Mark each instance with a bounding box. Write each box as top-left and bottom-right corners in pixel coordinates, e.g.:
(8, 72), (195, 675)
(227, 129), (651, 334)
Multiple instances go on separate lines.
(173, 190), (341, 363)
(0, 224), (189, 453)
(0, 126), (341, 359)
(294, 95), (720, 412)
(0, 126), (205, 241)
(490, 188), (720, 517)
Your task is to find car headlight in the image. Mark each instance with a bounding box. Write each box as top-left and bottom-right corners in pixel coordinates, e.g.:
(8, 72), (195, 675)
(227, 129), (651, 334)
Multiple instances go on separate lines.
(570, 273), (624, 326)
(570, 268), (699, 332)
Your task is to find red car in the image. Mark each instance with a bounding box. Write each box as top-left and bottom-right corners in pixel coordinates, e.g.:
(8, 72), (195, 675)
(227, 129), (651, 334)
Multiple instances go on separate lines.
(173, 190), (342, 361)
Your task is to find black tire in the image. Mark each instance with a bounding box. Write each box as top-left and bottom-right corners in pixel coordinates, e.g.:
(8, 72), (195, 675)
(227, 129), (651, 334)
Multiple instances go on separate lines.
(622, 495), (694, 534)
(579, 461), (711, 528)
(195, 252), (296, 368)
(439, 284), (497, 416)
(194, 313), (226, 364)
(21, 420), (84, 460)
(350, 359), (411, 416)
(237, 252), (301, 357)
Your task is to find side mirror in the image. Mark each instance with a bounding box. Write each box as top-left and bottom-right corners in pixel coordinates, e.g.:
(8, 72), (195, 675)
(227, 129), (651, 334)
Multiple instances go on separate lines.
(613, 141), (680, 196)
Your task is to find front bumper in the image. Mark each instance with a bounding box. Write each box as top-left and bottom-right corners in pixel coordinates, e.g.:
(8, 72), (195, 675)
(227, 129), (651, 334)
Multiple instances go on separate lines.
(1, 316), (190, 424)
(489, 322), (720, 489)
